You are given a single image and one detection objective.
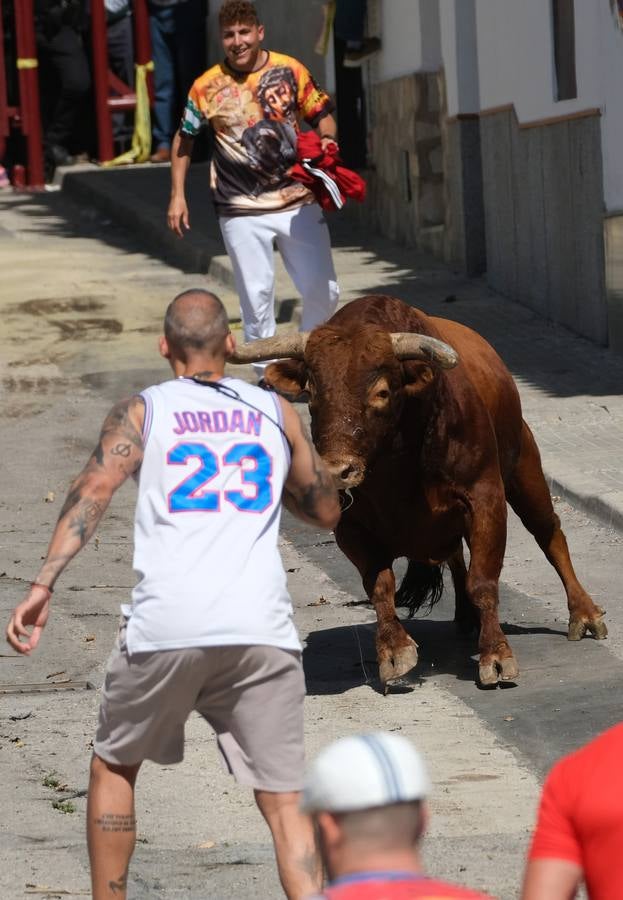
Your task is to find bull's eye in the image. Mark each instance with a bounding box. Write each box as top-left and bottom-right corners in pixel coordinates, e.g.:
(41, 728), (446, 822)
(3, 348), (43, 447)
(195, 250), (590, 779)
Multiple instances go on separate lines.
(376, 389), (390, 400)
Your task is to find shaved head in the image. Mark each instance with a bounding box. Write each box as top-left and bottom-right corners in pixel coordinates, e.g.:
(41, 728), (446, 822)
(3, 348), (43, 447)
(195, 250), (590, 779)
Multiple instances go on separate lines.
(333, 801), (424, 851)
(164, 289), (230, 357)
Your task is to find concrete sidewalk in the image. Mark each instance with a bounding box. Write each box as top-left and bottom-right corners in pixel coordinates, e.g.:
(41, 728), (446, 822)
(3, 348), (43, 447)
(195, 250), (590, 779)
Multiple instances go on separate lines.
(60, 162), (623, 531)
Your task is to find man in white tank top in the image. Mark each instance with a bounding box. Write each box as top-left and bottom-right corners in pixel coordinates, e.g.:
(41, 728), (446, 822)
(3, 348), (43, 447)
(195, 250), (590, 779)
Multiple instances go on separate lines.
(6, 289), (340, 900)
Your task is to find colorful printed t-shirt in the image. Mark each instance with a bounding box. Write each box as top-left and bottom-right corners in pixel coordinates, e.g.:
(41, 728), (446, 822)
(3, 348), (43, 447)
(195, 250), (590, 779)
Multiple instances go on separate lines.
(310, 871), (494, 899)
(180, 51), (334, 216)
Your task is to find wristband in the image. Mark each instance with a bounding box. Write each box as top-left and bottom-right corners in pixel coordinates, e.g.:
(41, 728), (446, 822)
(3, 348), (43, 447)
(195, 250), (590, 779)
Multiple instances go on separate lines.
(31, 582), (53, 598)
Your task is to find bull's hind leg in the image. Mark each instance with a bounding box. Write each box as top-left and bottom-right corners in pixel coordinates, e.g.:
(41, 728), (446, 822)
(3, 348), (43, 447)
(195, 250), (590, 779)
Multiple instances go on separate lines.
(507, 422), (607, 640)
(335, 521), (418, 693)
(448, 543), (480, 635)
(465, 486), (519, 686)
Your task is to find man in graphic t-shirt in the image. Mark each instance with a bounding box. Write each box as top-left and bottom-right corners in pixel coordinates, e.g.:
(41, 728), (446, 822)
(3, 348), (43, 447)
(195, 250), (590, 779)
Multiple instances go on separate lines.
(167, 0), (340, 378)
(302, 732), (494, 900)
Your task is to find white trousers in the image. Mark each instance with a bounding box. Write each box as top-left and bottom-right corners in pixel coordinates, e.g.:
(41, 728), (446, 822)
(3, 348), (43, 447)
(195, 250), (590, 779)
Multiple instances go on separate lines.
(219, 203), (340, 364)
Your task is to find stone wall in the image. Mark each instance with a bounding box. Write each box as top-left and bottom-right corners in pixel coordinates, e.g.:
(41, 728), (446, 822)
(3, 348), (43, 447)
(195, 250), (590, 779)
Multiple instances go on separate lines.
(369, 72), (444, 252)
(344, 71), (445, 258)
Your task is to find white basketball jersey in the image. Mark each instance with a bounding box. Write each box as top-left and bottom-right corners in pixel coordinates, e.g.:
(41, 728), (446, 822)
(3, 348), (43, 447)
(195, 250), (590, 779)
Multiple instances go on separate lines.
(122, 376), (300, 654)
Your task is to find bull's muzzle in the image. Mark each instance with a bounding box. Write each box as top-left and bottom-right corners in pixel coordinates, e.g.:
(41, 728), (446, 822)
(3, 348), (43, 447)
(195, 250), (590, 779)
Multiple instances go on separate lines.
(324, 456), (365, 489)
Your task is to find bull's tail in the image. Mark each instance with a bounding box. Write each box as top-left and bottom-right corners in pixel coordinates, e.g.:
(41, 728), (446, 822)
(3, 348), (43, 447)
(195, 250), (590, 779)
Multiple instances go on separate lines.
(395, 560), (445, 617)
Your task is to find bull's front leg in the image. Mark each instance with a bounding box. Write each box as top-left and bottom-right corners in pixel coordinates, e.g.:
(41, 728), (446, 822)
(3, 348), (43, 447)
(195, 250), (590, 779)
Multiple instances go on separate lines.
(335, 521), (417, 693)
(365, 567), (419, 693)
(465, 489), (519, 687)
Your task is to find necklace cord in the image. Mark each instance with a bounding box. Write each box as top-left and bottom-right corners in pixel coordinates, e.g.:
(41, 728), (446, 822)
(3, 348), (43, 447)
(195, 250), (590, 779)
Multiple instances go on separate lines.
(189, 377), (293, 454)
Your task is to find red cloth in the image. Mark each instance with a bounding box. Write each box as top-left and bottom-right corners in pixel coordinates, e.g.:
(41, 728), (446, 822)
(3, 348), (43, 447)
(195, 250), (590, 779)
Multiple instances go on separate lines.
(528, 723), (623, 900)
(289, 131), (366, 211)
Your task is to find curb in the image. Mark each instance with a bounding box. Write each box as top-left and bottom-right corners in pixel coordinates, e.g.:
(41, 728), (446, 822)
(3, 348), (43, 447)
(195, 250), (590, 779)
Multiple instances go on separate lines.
(545, 473), (623, 534)
(61, 169), (237, 289)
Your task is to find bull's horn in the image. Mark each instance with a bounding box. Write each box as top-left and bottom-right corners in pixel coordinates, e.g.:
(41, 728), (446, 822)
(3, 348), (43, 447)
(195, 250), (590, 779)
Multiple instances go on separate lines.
(230, 332), (309, 363)
(390, 333), (459, 369)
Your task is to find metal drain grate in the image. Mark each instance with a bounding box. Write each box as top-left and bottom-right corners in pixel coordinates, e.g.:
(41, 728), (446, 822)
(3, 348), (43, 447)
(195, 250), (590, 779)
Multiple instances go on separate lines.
(0, 681), (94, 694)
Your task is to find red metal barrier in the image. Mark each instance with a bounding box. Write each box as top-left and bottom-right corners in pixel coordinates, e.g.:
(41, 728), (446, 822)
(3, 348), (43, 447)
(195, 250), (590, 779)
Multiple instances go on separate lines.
(0, 0), (151, 178)
(0, 0), (45, 187)
(91, 0), (153, 163)
(0, 0), (9, 161)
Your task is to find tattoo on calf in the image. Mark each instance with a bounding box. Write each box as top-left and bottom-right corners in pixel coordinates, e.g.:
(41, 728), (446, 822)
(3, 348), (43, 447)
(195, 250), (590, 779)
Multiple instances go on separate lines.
(108, 869), (129, 895)
(95, 813), (136, 833)
(296, 844), (321, 881)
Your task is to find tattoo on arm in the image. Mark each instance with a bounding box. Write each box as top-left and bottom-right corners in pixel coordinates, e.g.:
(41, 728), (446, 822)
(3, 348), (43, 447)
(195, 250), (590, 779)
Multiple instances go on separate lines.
(287, 428), (337, 520)
(111, 443), (131, 457)
(37, 397), (145, 587)
(67, 498), (105, 546)
(100, 398), (144, 450)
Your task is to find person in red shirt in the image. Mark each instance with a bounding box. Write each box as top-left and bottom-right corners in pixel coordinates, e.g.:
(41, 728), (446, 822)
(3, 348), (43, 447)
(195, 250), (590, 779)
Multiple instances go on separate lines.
(301, 731), (493, 900)
(522, 722), (623, 900)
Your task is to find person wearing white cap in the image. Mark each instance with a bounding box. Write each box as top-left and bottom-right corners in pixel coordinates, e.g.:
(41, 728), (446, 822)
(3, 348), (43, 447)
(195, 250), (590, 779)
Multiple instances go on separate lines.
(302, 732), (493, 900)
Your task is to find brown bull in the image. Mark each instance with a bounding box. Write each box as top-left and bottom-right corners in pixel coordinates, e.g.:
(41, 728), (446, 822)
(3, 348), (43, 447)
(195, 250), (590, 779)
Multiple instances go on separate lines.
(232, 295), (607, 689)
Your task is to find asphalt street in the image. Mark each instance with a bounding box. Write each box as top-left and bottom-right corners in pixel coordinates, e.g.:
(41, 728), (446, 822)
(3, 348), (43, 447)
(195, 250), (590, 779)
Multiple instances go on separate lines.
(0, 186), (621, 900)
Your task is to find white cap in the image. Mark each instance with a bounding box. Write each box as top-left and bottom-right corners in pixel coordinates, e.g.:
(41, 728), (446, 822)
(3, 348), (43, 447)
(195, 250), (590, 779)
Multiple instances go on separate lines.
(302, 732), (430, 814)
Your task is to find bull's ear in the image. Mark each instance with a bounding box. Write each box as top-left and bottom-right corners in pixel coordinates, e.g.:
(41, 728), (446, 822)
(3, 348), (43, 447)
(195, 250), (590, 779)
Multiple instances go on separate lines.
(264, 359), (308, 400)
(402, 360), (436, 397)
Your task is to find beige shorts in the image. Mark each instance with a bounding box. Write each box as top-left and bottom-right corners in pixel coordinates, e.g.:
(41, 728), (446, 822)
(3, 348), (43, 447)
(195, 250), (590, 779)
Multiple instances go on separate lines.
(94, 623), (306, 792)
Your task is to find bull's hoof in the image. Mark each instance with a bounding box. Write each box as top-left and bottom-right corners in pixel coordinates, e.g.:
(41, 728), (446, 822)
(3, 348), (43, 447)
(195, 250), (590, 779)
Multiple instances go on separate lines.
(567, 619), (586, 641)
(379, 641), (418, 694)
(478, 655), (519, 688)
(568, 616), (608, 641)
(499, 656), (519, 683)
(588, 619), (608, 640)
(478, 663), (499, 687)
(384, 671), (418, 694)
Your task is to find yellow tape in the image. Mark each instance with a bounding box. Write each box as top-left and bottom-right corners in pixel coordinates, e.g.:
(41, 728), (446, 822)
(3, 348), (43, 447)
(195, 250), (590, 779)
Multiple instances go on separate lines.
(103, 61), (154, 167)
(17, 58), (38, 69)
(314, 1), (336, 56)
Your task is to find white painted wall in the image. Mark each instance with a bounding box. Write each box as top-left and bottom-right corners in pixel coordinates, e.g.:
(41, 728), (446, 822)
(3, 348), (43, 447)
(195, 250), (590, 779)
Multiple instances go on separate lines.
(437, 0), (623, 210)
(372, 0), (441, 82)
(595, 4), (623, 212)
(472, 0), (605, 121)
(439, 0), (480, 116)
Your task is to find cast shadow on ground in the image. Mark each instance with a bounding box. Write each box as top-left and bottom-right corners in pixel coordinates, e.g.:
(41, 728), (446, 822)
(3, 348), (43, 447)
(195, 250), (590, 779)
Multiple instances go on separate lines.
(302, 617), (565, 697)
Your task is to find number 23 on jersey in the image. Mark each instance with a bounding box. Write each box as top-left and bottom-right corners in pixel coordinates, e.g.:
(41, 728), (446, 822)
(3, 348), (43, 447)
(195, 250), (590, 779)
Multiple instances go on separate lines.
(167, 441), (273, 513)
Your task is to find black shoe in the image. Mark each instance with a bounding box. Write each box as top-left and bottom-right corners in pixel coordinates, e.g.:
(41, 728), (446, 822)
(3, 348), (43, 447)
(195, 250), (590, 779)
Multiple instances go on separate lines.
(343, 37), (381, 67)
(48, 144), (75, 166)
